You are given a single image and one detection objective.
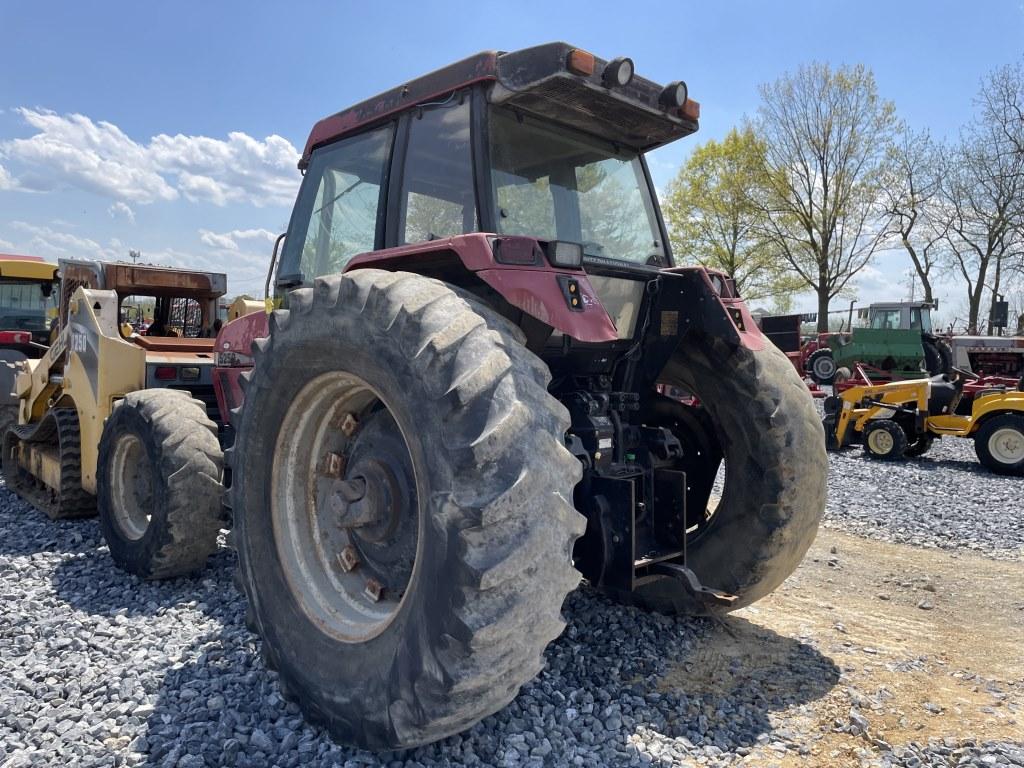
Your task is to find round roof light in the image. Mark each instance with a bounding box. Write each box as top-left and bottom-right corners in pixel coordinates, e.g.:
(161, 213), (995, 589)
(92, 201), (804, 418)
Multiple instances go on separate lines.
(660, 80), (688, 109)
(602, 57), (634, 88)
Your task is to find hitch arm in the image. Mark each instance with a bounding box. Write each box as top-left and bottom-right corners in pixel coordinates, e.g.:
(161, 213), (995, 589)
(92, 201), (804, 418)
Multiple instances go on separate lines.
(648, 562), (738, 607)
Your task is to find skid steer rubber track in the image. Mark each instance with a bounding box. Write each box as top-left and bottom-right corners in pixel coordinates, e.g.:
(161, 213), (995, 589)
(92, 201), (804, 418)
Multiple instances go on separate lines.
(2, 408), (95, 519)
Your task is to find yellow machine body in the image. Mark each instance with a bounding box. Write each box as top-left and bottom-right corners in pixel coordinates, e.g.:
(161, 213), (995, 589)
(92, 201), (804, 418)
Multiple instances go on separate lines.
(14, 287), (145, 493)
(832, 378), (1024, 445)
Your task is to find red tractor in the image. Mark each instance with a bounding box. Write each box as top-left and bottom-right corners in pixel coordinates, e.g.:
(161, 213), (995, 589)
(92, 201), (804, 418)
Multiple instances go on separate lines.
(213, 44), (826, 748)
(20, 44), (827, 750)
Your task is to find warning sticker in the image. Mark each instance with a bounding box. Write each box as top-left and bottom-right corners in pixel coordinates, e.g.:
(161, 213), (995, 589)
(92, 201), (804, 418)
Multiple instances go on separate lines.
(660, 311), (679, 336)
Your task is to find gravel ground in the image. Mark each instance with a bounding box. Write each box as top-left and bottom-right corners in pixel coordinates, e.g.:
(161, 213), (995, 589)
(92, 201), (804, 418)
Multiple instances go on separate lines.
(822, 424), (1023, 561)
(1, 435), (1022, 768)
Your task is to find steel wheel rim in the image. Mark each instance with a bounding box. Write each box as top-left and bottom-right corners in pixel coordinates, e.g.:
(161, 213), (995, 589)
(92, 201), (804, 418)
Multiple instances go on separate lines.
(868, 428), (894, 455)
(272, 371), (421, 643)
(814, 356), (836, 378)
(988, 427), (1024, 464)
(110, 433), (153, 540)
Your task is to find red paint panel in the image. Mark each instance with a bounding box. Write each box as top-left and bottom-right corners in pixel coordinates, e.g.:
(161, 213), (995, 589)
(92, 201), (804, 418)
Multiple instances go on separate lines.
(213, 367), (246, 424)
(213, 311), (269, 420)
(214, 311), (269, 356)
(476, 268), (618, 343)
(346, 233), (497, 272)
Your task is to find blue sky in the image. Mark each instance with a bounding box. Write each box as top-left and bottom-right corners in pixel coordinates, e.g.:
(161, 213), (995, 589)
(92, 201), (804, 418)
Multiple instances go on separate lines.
(1, 0), (1022, 311)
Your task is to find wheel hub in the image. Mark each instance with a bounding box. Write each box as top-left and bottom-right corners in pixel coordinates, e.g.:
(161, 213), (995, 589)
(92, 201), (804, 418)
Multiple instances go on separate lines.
(868, 429), (894, 454)
(109, 433), (153, 540)
(272, 372), (420, 643)
(989, 427), (1024, 464)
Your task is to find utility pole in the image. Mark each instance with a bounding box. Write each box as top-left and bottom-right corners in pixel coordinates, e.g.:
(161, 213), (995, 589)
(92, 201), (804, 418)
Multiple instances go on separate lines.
(129, 249), (141, 265)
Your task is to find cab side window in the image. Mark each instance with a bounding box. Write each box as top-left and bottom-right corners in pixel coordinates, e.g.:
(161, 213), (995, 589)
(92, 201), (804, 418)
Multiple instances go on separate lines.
(399, 97), (476, 244)
(287, 125), (394, 282)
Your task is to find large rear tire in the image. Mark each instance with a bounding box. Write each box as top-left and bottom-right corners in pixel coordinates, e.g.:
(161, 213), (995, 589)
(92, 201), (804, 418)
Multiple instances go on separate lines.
(625, 334), (826, 615)
(229, 269), (585, 750)
(97, 390), (224, 578)
(923, 339), (952, 376)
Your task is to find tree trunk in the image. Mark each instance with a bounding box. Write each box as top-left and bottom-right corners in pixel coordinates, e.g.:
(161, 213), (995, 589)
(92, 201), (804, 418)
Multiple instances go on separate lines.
(817, 289), (830, 333)
(903, 241), (934, 304)
(968, 284), (984, 335)
(988, 256), (1003, 336)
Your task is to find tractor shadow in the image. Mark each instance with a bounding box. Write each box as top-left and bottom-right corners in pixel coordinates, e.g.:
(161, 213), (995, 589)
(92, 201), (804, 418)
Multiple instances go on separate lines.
(49, 543), (237, 619)
(132, 586), (840, 767)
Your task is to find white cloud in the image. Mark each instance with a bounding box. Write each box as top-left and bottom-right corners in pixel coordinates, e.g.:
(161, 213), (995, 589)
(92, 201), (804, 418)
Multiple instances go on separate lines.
(199, 229), (239, 251)
(108, 201), (135, 224)
(199, 227), (276, 251)
(0, 237), (14, 250)
(1, 108), (300, 208)
(10, 220), (120, 261)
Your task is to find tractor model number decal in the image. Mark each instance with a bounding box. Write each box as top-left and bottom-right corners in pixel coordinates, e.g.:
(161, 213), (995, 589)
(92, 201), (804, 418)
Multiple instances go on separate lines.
(70, 331), (88, 354)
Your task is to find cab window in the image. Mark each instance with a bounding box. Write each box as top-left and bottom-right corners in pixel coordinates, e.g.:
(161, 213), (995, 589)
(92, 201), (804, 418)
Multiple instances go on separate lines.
(870, 310), (901, 330)
(398, 97), (476, 244)
(280, 124), (394, 284)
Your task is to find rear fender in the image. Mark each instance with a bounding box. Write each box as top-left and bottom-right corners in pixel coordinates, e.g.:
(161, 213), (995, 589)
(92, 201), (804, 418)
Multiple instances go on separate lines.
(636, 267), (766, 388)
(345, 233), (619, 343)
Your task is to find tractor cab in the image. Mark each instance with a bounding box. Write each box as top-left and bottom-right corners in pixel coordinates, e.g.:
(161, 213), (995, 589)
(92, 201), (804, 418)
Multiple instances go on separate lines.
(271, 43), (699, 339)
(865, 301), (936, 333)
(56, 259), (227, 421)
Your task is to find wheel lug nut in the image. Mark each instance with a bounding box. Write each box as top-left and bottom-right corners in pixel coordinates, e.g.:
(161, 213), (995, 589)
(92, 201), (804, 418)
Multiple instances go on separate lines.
(323, 451), (346, 478)
(338, 546), (360, 572)
(364, 577), (384, 602)
(340, 413), (359, 437)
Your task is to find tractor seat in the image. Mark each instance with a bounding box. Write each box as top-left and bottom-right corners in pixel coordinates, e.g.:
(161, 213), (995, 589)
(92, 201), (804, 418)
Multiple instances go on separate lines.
(927, 374), (959, 415)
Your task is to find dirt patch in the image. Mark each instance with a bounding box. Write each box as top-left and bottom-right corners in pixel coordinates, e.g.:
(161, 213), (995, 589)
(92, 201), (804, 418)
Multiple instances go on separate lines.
(659, 528), (1024, 765)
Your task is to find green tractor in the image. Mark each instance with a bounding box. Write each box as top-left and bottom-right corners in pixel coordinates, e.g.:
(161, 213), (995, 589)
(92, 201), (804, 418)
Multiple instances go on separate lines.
(806, 300), (952, 385)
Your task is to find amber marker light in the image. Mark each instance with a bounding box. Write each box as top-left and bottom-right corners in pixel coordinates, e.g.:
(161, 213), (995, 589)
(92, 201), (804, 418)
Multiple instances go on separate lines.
(566, 49), (595, 76)
(680, 98), (701, 121)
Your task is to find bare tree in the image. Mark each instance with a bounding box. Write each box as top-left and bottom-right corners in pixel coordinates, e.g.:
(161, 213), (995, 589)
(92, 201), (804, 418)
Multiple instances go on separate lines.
(977, 58), (1024, 159)
(755, 63), (898, 332)
(939, 63), (1024, 334)
(880, 126), (946, 303)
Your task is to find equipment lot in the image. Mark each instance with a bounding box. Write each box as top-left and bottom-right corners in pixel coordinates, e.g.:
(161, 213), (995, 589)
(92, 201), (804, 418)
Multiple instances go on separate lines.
(1, 437), (1021, 768)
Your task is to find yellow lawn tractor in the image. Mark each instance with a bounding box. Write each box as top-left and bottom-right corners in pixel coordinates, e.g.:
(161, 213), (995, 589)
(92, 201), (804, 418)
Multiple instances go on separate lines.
(823, 369), (1024, 475)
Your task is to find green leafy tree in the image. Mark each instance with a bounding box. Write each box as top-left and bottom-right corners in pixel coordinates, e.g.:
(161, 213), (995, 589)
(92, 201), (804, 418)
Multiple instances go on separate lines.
(662, 127), (801, 309)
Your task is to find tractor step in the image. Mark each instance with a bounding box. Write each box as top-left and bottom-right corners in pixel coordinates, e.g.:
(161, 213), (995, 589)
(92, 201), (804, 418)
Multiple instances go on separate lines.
(647, 561), (739, 607)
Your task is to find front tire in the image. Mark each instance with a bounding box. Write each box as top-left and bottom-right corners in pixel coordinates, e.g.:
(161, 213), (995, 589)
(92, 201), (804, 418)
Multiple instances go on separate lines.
(229, 270), (585, 750)
(97, 390), (224, 578)
(974, 414), (1024, 475)
(862, 419), (908, 461)
(627, 334), (827, 615)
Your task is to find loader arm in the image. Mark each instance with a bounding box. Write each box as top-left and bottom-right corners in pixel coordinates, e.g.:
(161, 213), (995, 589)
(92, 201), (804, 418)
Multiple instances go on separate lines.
(14, 287), (145, 492)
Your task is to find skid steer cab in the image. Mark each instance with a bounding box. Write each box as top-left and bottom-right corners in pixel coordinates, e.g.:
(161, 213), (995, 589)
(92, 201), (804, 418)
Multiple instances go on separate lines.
(823, 368), (1024, 474)
(2, 259), (240, 578)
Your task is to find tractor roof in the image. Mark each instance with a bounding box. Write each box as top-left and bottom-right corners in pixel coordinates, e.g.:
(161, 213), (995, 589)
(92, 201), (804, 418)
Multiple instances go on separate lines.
(301, 42), (699, 169)
(869, 301), (935, 310)
(0, 254), (57, 281)
(59, 259), (227, 299)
